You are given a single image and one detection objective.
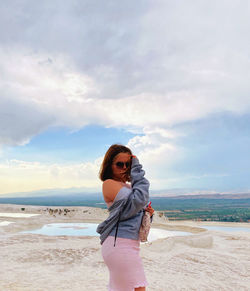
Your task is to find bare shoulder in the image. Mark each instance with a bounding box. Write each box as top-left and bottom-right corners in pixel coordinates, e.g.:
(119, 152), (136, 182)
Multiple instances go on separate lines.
(103, 179), (124, 203)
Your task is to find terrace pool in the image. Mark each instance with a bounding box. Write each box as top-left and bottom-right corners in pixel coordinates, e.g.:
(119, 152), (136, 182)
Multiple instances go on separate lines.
(202, 225), (250, 233)
(20, 222), (192, 241)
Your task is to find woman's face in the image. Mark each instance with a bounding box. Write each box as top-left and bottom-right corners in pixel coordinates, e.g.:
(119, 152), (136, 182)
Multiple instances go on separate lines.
(111, 152), (131, 182)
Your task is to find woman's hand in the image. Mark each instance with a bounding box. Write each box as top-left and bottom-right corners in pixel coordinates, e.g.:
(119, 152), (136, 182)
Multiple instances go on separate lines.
(121, 171), (129, 183)
(145, 203), (154, 217)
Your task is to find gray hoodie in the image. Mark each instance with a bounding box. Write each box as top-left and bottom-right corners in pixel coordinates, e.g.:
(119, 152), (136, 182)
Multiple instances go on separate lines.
(96, 157), (150, 245)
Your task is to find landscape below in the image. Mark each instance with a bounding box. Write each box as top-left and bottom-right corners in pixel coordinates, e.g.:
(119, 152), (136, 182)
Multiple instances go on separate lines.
(0, 193), (250, 223)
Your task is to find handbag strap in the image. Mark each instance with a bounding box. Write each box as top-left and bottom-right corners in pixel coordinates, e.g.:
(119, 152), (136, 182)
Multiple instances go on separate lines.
(114, 209), (122, 247)
(113, 199), (129, 247)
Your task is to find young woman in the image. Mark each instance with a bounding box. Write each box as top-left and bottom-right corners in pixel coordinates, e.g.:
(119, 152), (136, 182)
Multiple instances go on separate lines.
(97, 144), (154, 291)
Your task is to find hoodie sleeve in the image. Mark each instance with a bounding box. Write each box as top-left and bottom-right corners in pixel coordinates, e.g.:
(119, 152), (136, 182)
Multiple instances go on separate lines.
(119, 157), (149, 220)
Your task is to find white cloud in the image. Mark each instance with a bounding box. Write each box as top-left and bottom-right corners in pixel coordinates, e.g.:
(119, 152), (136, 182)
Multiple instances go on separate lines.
(1, 0), (250, 145)
(125, 126), (185, 190)
(0, 95), (55, 146)
(0, 48), (103, 146)
(1, 44), (249, 148)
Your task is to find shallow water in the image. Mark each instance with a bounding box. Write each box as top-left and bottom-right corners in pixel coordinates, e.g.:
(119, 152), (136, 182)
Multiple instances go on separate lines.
(0, 213), (40, 218)
(21, 223), (98, 236)
(202, 225), (250, 233)
(0, 221), (14, 226)
(148, 228), (191, 242)
(20, 222), (192, 241)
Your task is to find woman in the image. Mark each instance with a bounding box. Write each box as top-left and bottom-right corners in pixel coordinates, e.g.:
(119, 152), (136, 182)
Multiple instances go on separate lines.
(96, 144), (154, 291)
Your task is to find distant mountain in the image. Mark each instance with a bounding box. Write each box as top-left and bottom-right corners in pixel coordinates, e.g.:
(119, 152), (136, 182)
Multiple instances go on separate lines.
(0, 187), (100, 198)
(152, 193), (250, 199)
(150, 188), (250, 198)
(1, 187), (249, 200)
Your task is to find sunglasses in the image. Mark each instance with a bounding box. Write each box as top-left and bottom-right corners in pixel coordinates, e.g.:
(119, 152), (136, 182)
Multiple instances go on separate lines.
(114, 161), (131, 169)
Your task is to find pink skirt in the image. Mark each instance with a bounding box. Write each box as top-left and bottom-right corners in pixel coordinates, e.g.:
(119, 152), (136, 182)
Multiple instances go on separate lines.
(101, 236), (148, 291)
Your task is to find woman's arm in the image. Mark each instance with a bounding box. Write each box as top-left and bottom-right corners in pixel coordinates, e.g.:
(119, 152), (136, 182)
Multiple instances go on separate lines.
(119, 156), (150, 220)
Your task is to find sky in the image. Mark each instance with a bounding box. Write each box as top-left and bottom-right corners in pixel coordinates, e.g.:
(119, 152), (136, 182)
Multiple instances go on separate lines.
(0, 0), (250, 196)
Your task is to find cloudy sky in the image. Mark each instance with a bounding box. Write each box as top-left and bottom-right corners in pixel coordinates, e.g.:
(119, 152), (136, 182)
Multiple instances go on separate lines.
(0, 0), (250, 196)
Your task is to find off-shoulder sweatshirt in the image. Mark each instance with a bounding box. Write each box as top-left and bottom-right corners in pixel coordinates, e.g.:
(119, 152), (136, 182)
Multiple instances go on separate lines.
(96, 157), (150, 245)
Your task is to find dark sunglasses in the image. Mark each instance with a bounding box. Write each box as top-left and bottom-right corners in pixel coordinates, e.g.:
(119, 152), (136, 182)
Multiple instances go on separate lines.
(114, 161), (131, 169)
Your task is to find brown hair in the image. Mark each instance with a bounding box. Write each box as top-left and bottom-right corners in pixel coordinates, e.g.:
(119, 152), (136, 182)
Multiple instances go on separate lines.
(99, 144), (132, 181)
